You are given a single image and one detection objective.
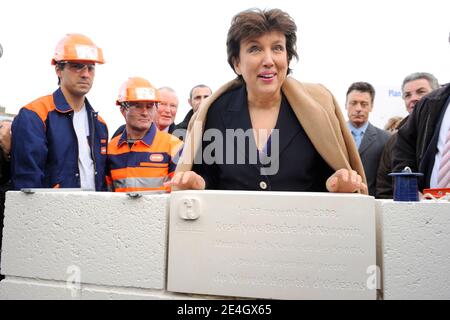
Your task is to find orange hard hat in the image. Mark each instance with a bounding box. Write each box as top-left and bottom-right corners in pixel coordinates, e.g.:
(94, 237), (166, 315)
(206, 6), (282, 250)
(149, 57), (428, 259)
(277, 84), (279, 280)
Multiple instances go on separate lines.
(52, 33), (105, 65)
(116, 77), (161, 105)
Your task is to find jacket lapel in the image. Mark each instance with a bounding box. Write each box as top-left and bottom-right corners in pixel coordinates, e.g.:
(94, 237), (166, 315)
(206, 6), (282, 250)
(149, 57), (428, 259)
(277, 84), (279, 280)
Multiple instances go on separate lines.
(274, 95), (301, 157)
(358, 123), (376, 155)
(219, 87), (301, 166)
(221, 86), (252, 132)
(281, 78), (352, 171)
(220, 86), (259, 166)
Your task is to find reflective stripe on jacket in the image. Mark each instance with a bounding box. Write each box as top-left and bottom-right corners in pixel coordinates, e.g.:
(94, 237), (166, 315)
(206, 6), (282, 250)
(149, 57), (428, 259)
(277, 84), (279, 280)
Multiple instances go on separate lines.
(107, 124), (182, 192)
(11, 88), (109, 191)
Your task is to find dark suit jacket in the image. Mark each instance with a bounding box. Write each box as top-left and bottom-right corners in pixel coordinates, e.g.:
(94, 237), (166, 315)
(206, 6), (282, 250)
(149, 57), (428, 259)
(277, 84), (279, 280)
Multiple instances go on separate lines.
(393, 84), (450, 190)
(176, 110), (193, 131)
(192, 85), (334, 191)
(358, 123), (390, 196)
(173, 110), (194, 142)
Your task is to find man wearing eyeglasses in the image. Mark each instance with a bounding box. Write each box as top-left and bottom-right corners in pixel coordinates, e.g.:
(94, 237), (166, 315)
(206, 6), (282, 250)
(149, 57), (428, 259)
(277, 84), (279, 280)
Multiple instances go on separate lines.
(154, 87), (179, 133)
(11, 34), (109, 191)
(112, 86), (180, 139)
(107, 77), (182, 192)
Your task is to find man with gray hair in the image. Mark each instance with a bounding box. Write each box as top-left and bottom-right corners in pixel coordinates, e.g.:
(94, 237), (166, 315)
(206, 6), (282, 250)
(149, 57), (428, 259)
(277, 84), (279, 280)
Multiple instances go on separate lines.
(377, 72), (439, 198)
(393, 63), (450, 190)
(401, 72), (440, 114)
(154, 87), (179, 133)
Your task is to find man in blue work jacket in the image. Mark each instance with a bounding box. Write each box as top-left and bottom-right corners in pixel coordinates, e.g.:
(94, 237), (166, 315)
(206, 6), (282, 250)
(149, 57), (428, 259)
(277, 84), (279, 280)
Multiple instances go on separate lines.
(11, 34), (108, 191)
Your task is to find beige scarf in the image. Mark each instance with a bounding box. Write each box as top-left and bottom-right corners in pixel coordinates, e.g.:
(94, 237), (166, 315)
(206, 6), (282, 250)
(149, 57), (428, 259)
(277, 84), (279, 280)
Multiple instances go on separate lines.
(175, 77), (367, 194)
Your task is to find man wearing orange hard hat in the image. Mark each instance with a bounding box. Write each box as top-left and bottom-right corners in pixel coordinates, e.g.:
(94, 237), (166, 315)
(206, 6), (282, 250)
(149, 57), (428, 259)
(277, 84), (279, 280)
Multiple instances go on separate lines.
(11, 34), (109, 191)
(106, 77), (182, 192)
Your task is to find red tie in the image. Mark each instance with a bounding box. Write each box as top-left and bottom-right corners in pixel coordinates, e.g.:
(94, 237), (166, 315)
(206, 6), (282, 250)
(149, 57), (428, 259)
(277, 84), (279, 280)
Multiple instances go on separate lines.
(437, 128), (450, 188)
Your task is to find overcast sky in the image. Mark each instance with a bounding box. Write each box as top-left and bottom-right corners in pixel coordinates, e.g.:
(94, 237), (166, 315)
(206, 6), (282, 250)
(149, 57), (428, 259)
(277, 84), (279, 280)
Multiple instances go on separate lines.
(1, 0), (449, 133)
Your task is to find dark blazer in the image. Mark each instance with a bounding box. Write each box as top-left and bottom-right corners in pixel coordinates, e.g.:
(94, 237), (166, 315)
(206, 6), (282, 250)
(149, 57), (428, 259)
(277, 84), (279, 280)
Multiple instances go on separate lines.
(375, 132), (397, 198)
(192, 85), (334, 192)
(172, 110), (194, 142)
(358, 122), (390, 196)
(176, 109), (193, 131)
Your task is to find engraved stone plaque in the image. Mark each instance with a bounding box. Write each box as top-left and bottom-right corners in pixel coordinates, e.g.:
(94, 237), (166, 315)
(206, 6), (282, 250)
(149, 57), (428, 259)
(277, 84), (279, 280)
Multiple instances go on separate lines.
(167, 191), (376, 300)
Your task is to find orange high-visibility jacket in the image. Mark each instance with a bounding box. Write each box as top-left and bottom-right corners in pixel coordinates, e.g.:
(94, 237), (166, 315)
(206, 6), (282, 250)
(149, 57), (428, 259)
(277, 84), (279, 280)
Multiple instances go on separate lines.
(107, 124), (182, 192)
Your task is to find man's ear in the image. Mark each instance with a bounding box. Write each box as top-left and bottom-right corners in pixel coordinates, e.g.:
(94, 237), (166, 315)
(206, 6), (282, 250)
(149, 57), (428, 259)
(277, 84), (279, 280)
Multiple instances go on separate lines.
(55, 65), (62, 77)
(120, 106), (127, 119)
(55, 65), (63, 86)
(55, 64), (62, 78)
(188, 98), (193, 108)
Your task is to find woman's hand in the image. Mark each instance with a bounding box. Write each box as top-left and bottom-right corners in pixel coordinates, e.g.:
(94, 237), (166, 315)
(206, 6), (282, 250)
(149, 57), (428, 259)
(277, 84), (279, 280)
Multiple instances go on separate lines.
(164, 171), (206, 190)
(326, 169), (368, 194)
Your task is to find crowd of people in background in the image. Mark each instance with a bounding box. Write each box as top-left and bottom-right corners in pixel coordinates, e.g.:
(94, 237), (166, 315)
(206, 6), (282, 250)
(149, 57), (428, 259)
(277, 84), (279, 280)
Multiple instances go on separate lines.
(1, 8), (449, 273)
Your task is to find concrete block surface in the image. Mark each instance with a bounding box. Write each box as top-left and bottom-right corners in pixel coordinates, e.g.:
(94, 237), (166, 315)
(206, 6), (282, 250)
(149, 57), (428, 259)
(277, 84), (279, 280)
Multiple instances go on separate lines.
(168, 191), (377, 300)
(1, 191), (169, 290)
(377, 200), (450, 300)
(0, 278), (78, 300)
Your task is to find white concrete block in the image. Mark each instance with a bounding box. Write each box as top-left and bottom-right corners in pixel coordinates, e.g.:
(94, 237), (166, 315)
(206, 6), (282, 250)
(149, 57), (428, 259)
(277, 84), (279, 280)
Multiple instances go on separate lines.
(0, 277), (79, 300)
(81, 287), (206, 300)
(0, 277), (215, 300)
(168, 191), (377, 300)
(1, 191), (169, 290)
(81, 287), (172, 300)
(376, 200), (450, 300)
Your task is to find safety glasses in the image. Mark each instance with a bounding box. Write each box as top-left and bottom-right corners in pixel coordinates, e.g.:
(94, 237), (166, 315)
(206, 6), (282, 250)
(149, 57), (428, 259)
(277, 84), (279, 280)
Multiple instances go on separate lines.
(122, 101), (159, 112)
(59, 61), (96, 73)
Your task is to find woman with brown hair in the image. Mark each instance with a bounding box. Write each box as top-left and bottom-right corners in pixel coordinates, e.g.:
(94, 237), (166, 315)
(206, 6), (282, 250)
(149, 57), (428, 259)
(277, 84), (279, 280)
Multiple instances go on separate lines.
(167, 8), (367, 194)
